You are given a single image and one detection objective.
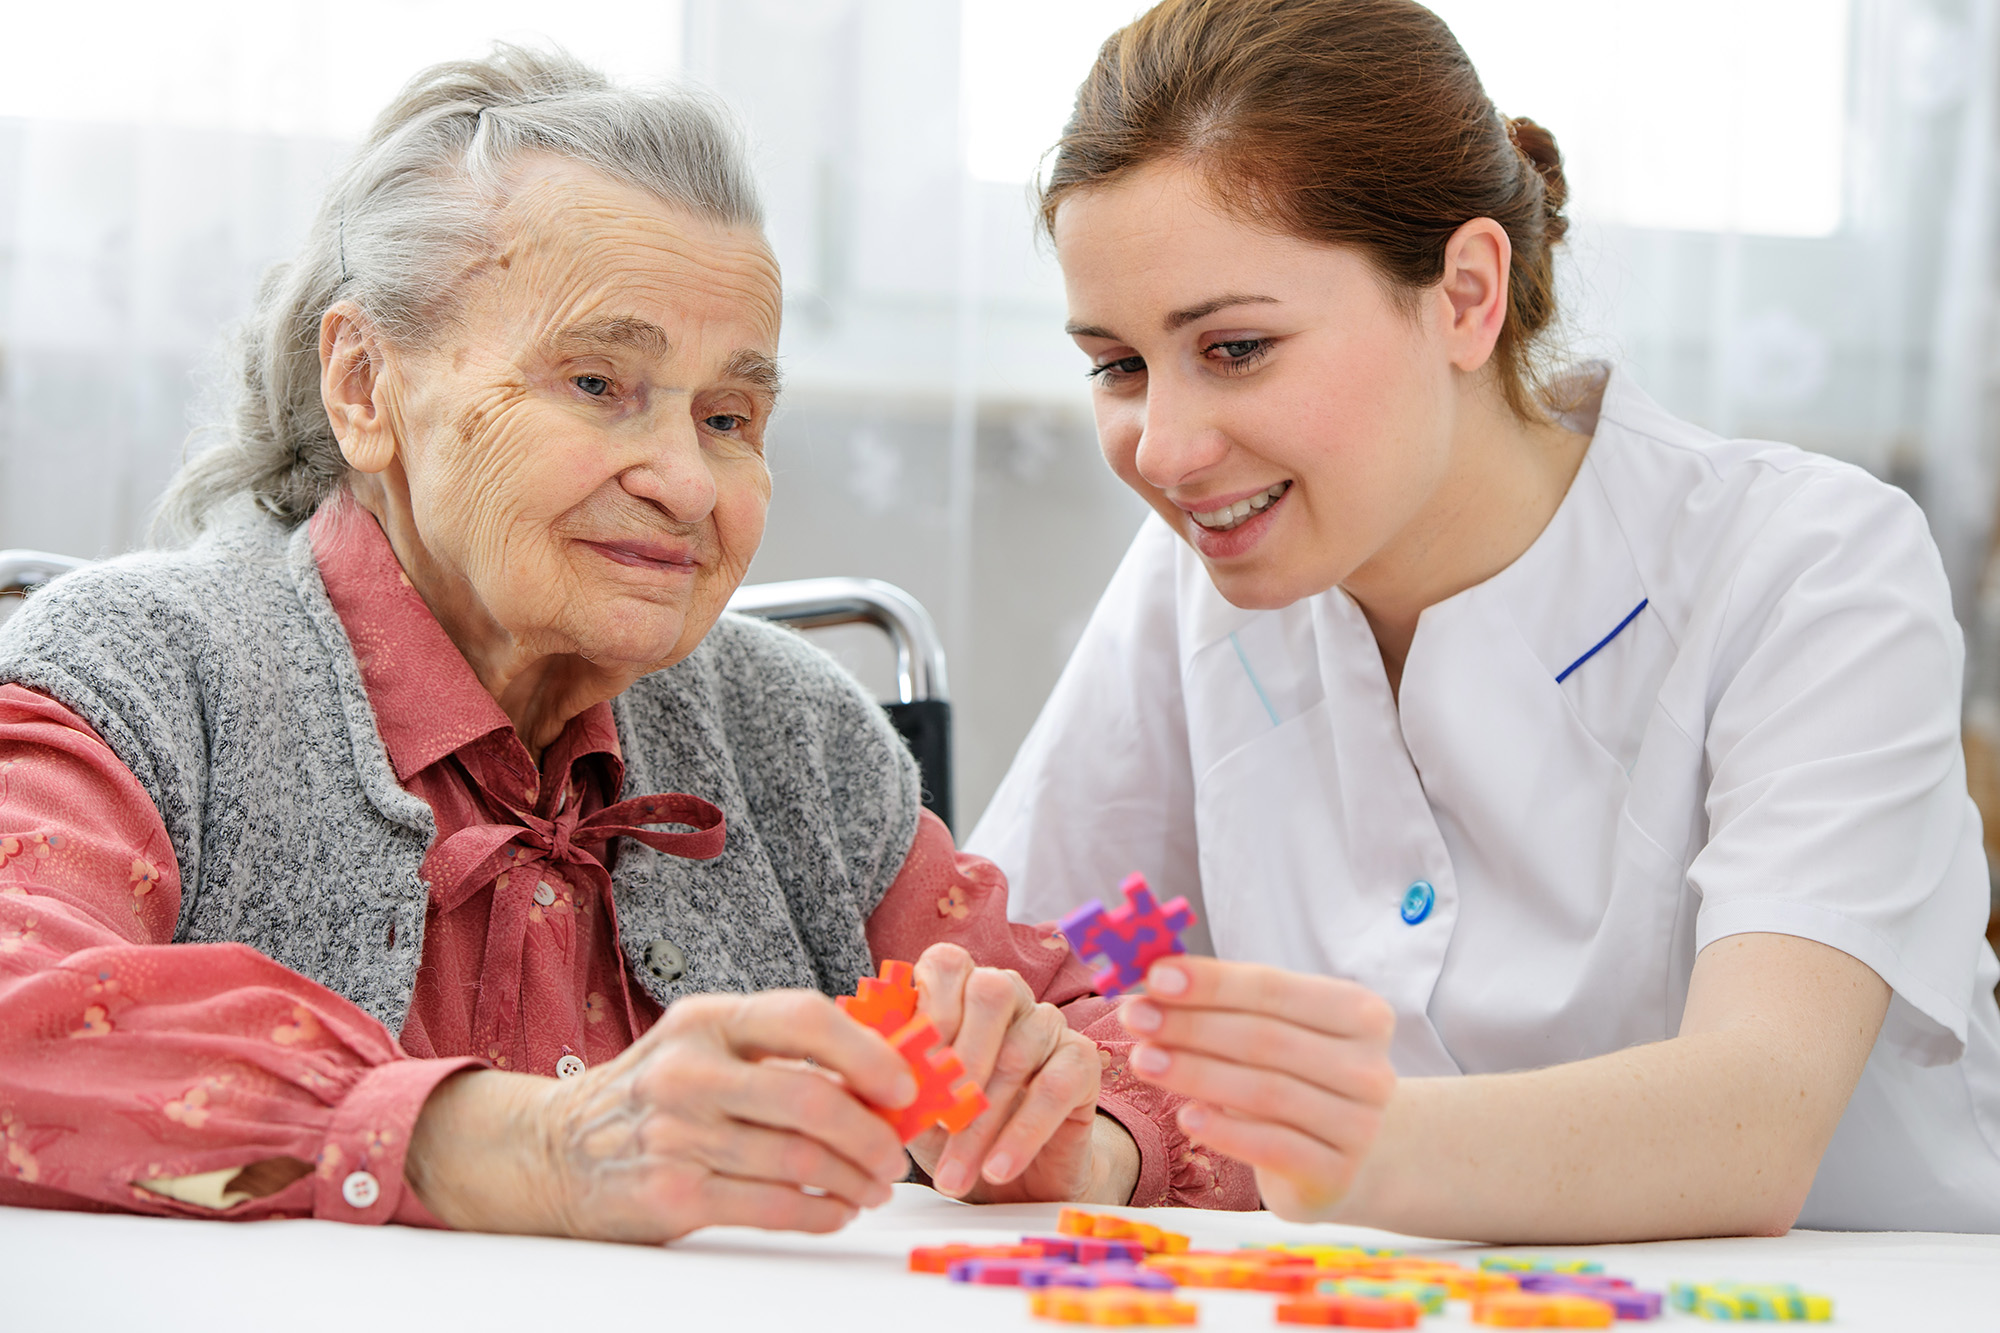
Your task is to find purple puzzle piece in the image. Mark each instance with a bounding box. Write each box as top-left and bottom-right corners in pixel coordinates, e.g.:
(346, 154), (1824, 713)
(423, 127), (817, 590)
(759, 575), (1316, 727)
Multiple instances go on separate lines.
(1058, 873), (1197, 996)
(1021, 1262), (1177, 1291)
(1518, 1273), (1662, 1319)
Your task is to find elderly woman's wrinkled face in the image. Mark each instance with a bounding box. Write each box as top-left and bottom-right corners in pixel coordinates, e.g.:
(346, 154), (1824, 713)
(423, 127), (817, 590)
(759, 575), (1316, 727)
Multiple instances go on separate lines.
(354, 159), (781, 681)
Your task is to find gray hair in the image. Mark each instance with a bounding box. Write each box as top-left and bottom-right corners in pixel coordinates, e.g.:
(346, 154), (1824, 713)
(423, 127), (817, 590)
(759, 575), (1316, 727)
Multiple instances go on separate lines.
(154, 43), (763, 542)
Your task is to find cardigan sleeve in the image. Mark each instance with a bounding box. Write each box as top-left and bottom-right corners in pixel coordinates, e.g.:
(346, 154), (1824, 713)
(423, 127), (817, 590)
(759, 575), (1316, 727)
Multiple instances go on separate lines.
(0, 684), (476, 1224)
(865, 809), (1258, 1210)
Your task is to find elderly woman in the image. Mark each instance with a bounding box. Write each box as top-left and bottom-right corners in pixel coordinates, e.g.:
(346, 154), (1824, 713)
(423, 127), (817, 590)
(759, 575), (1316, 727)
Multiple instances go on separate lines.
(0, 49), (1254, 1237)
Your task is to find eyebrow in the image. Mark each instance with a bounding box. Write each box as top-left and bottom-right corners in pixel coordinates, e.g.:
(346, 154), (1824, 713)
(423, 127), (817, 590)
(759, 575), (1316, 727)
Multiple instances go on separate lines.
(1065, 292), (1282, 341)
(545, 316), (673, 361)
(724, 349), (784, 399)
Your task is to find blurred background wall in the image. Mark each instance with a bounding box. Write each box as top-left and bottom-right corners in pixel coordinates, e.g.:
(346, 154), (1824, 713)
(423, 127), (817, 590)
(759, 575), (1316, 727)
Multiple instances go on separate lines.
(3, 0), (1998, 892)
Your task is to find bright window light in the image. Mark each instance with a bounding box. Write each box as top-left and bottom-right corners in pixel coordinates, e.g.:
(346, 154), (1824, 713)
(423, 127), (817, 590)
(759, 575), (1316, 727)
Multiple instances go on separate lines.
(0, 0), (682, 140)
(961, 0), (1849, 238)
(961, 0), (1146, 184)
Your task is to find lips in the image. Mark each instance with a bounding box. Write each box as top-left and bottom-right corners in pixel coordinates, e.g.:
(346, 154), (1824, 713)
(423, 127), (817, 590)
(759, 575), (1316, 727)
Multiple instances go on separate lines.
(581, 538), (700, 573)
(1188, 481), (1292, 532)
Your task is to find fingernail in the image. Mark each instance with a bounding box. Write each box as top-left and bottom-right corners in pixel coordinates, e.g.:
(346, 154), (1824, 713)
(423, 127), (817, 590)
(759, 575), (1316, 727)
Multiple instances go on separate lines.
(893, 1073), (918, 1106)
(1133, 1044), (1170, 1076)
(1123, 1000), (1162, 1032)
(869, 1181), (894, 1207)
(1148, 963), (1188, 995)
(983, 1151), (1015, 1183)
(1181, 1102), (1208, 1131)
(934, 1161), (971, 1195)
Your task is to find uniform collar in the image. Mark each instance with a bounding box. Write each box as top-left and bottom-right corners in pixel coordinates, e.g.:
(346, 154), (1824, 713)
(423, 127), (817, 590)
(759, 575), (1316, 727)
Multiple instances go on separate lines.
(308, 494), (622, 789)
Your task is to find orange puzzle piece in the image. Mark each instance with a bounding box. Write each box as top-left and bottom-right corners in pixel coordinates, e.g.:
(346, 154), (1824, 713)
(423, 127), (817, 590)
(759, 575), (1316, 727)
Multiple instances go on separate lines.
(1275, 1293), (1421, 1328)
(879, 1016), (986, 1142)
(840, 960), (918, 1035)
(1029, 1288), (1198, 1325)
(1472, 1292), (1615, 1327)
(908, 1243), (1041, 1274)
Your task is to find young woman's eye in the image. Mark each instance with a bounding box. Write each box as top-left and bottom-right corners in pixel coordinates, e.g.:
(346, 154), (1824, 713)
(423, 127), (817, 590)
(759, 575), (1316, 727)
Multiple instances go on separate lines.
(574, 375), (612, 396)
(1205, 338), (1269, 369)
(1087, 355), (1147, 383)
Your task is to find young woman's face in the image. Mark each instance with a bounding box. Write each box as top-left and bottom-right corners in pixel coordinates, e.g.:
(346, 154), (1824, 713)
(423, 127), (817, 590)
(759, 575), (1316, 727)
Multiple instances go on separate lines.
(1055, 161), (1461, 610)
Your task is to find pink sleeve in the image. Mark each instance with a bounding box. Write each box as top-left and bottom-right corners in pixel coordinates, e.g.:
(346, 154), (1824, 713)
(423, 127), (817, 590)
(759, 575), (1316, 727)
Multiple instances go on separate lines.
(866, 810), (1258, 1210)
(0, 684), (478, 1225)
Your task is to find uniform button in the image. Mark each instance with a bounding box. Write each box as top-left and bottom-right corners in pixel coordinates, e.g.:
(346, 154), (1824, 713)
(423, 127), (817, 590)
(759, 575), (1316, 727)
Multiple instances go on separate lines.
(341, 1170), (381, 1209)
(533, 881), (556, 908)
(644, 938), (687, 983)
(1400, 880), (1435, 925)
(555, 1053), (586, 1079)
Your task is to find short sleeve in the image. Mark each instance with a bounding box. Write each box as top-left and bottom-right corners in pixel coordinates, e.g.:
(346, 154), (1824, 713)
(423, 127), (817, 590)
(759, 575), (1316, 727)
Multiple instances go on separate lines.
(1689, 471), (1990, 1065)
(969, 517), (1205, 939)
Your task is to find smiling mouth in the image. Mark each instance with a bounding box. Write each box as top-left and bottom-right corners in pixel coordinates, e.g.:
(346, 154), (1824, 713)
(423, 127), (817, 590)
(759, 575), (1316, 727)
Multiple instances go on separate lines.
(1190, 482), (1291, 532)
(582, 539), (700, 572)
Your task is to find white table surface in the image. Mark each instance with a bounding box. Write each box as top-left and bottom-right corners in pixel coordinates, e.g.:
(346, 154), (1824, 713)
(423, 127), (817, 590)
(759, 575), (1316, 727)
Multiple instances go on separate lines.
(4, 1185), (1993, 1331)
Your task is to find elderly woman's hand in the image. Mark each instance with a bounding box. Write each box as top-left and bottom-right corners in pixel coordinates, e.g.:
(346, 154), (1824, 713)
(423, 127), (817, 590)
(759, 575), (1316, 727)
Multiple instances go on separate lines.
(405, 990), (917, 1241)
(904, 943), (1136, 1205)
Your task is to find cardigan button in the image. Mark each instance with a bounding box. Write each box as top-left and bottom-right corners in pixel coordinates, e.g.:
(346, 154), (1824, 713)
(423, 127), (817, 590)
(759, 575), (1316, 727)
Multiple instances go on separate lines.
(644, 938), (687, 983)
(555, 1054), (586, 1079)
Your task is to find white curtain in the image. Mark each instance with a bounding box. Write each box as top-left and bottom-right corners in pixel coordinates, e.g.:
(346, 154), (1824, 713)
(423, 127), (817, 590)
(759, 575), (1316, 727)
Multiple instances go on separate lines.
(3, 0), (1998, 846)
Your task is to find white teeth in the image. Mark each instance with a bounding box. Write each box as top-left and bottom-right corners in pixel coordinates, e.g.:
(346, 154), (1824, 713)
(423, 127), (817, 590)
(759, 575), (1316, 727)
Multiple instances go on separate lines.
(1192, 482), (1290, 531)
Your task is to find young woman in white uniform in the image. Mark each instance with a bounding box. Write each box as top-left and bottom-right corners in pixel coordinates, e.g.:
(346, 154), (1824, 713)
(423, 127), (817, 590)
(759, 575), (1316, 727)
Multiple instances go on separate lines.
(970, 0), (2000, 1238)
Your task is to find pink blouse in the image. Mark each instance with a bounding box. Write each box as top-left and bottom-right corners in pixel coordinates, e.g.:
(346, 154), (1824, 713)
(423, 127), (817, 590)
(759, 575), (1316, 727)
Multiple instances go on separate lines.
(0, 503), (1253, 1224)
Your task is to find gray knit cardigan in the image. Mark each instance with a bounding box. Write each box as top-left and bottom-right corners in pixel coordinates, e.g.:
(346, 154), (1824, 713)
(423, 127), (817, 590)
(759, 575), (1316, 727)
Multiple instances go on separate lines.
(0, 508), (922, 1031)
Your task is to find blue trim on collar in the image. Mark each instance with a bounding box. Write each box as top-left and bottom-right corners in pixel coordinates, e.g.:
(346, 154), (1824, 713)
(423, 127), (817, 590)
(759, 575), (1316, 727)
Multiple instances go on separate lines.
(1230, 631), (1282, 727)
(1555, 598), (1649, 684)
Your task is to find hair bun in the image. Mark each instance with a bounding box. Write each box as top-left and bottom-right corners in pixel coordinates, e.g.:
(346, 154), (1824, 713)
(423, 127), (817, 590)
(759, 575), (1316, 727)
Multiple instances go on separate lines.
(1505, 116), (1568, 243)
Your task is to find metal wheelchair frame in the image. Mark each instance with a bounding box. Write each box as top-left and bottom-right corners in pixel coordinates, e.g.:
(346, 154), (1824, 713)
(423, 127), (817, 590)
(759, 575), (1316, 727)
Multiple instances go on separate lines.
(1, 552), (955, 829)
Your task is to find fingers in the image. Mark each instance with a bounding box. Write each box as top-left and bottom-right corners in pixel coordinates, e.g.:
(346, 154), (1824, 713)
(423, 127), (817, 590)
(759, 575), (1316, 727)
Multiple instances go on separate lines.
(713, 989), (919, 1110)
(1130, 1042), (1383, 1145)
(913, 942), (976, 1046)
(1174, 1102), (1360, 1213)
(930, 1019), (1099, 1197)
(708, 1057), (910, 1187)
(1119, 1000), (1396, 1105)
(695, 1174), (863, 1235)
(691, 1118), (894, 1210)
(978, 1034), (1102, 1186)
(947, 965), (1037, 1088)
(1142, 957), (1397, 1042)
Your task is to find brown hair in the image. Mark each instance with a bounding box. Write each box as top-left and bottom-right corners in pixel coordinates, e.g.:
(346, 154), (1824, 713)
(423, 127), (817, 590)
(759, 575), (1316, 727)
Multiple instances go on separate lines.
(1039, 0), (1569, 422)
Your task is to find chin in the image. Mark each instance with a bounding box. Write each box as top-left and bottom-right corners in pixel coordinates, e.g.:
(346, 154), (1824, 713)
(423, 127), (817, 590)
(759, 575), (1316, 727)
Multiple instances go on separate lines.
(1204, 563), (1329, 613)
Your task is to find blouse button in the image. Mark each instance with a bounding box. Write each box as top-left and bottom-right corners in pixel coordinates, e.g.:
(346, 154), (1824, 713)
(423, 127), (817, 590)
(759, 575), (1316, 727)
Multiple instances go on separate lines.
(341, 1170), (381, 1209)
(533, 881), (556, 908)
(556, 1053), (587, 1079)
(1400, 881), (1435, 925)
(644, 938), (687, 983)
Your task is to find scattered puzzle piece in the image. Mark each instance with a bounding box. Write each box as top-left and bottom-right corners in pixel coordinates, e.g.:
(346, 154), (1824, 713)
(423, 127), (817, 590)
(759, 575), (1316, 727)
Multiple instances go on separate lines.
(1321, 1278), (1447, 1315)
(875, 1015), (986, 1142)
(950, 1257), (1065, 1285)
(909, 1243), (1041, 1273)
(1668, 1282), (1832, 1322)
(1029, 1287), (1198, 1325)
(1275, 1293), (1422, 1328)
(1142, 1254), (1267, 1288)
(1053, 1210), (1188, 1254)
(1474, 1293), (1616, 1327)
(1517, 1274), (1660, 1320)
(1023, 1262), (1178, 1291)
(1481, 1257), (1605, 1276)
(1076, 1238), (1147, 1264)
(839, 959), (917, 1035)
(1024, 1236), (1082, 1262)
(1057, 873), (1196, 996)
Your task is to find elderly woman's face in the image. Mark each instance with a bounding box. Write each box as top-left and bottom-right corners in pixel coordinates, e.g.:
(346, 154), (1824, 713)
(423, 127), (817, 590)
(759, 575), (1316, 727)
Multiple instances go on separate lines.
(368, 159), (781, 678)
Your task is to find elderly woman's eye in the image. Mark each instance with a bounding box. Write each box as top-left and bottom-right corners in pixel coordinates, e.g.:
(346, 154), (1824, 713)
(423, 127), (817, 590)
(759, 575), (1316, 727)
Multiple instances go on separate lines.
(573, 375), (611, 396)
(704, 413), (747, 433)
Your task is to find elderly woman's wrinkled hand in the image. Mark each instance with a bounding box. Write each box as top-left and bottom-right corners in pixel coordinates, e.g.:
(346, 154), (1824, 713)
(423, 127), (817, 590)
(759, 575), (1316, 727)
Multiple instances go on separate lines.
(405, 990), (917, 1241)
(904, 943), (1130, 1205)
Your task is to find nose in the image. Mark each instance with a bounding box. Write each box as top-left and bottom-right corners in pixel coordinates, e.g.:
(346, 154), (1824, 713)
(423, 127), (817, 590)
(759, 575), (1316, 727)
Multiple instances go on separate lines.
(620, 412), (717, 523)
(1131, 380), (1230, 492)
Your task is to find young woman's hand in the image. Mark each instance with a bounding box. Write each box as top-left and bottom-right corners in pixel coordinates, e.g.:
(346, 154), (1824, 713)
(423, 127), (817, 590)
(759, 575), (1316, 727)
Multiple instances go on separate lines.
(404, 989), (918, 1241)
(904, 942), (1134, 1204)
(1118, 956), (1397, 1220)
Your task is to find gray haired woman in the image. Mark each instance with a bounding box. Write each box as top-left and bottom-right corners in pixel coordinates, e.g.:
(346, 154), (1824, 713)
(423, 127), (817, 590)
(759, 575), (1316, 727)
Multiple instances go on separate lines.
(0, 47), (1237, 1240)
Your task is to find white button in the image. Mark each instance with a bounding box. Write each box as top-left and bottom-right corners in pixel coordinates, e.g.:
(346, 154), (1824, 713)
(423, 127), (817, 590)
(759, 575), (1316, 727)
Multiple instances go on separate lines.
(341, 1170), (380, 1209)
(533, 881), (556, 907)
(555, 1054), (586, 1079)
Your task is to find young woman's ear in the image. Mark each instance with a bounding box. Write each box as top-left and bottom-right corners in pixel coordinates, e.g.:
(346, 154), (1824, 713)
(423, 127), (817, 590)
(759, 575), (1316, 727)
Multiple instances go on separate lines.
(1435, 217), (1513, 375)
(319, 302), (398, 474)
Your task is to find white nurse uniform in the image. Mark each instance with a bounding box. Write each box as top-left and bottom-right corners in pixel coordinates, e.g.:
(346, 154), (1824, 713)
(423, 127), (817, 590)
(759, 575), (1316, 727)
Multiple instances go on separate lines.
(970, 365), (2000, 1232)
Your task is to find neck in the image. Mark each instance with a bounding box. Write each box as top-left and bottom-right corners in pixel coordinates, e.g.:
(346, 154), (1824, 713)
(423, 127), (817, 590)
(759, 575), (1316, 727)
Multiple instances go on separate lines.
(1344, 384), (1591, 695)
(347, 476), (641, 759)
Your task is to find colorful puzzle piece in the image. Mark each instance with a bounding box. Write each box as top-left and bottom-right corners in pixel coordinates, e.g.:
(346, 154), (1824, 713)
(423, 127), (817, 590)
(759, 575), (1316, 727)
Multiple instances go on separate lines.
(1473, 1292), (1617, 1327)
(1054, 1210), (1188, 1254)
(910, 1243), (1042, 1273)
(1481, 1257), (1606, 1276)
(1028, 1287), (1197, 1325)
(839, 959), (918, 1035)
(1517, 1274), (1660, 1320)
(1275, 1293), (1422, 1328)
(1023, 1263), (1178, 1292)
(1142, 1254), (1268, 1288)
(1668, 1282), (1832, 1322)
(1057, 873), (1196, 997)
(1076, 1238), (1147, 1264)
(1321, 1278), (1447, 1315)
(950, 1257), (1065, 1285)
(876, 1016), (986, 1142)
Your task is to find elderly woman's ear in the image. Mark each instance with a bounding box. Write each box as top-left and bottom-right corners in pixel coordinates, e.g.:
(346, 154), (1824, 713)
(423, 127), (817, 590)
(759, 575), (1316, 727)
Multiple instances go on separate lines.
(319, 302), (399, 474)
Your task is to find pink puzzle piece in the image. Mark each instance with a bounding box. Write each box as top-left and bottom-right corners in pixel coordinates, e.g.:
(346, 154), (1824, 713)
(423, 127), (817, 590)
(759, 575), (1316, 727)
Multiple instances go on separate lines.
(1057, 873), (1196, 997)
